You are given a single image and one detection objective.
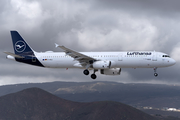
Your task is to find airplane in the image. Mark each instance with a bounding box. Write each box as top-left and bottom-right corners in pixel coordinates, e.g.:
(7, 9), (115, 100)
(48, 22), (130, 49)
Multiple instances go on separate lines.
(4, 31), (176, 79)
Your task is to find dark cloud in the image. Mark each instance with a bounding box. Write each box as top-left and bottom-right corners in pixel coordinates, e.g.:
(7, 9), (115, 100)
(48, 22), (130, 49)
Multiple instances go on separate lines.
(95, 0), (180, 17)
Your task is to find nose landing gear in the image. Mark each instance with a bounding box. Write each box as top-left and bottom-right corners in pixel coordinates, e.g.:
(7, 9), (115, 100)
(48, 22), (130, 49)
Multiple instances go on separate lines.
(154, 73), (158, 77)
(154, 67), (158, 77)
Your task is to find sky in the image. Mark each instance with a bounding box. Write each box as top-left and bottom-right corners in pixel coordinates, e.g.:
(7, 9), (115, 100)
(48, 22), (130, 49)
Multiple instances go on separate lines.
(0, 0), (180, 85)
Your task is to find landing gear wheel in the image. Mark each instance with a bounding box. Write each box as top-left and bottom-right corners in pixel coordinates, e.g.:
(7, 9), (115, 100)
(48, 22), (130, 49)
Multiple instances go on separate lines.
(91, 74), (97, 79)
(153, 67), (158, 77)
(154, 73), (158, 77)
(83, 69), (89, 75)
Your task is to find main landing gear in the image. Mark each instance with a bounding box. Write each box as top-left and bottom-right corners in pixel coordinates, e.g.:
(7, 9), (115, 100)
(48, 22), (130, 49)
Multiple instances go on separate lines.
(83, 69), (97, 79)
(154, 67), (158, 77)
(91, 74), (97, 79)
(83, 69), (89, 75)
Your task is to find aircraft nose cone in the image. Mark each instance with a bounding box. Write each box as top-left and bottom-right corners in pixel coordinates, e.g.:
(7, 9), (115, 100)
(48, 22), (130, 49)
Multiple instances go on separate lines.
(171, 59), (176, 65)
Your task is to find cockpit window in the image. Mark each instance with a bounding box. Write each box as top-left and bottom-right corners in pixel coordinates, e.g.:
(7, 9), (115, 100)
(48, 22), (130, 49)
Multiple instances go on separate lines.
(162, 55), (170, 58)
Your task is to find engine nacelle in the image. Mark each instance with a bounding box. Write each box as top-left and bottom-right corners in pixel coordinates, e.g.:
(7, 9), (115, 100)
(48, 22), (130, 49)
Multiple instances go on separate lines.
(93, 60), (111, 69)
(100, 68), (121, 75)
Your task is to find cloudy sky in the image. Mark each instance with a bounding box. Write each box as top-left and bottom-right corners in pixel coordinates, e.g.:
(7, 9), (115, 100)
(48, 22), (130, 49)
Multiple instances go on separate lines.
(0, 0), (180, 85)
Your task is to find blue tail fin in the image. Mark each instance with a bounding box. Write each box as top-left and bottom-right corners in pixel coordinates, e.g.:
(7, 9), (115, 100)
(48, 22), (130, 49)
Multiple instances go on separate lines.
(10, 31), (34, 55)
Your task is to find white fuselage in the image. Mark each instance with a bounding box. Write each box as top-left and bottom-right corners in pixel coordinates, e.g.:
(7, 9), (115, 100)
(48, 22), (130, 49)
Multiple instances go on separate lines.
(34, 51), (175, 69)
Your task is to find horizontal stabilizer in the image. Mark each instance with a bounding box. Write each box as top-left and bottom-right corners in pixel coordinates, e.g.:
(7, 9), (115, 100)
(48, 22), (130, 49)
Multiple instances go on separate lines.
(4, 52), (24, 58)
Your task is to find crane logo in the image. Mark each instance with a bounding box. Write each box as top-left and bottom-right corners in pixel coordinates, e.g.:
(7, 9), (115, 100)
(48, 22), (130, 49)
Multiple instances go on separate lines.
(15, 41), (26, 52)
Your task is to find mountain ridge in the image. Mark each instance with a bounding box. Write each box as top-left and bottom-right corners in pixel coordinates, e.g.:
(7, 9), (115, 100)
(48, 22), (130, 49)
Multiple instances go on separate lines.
(0, 87), (158, 120)
(0, 81), (180, 118)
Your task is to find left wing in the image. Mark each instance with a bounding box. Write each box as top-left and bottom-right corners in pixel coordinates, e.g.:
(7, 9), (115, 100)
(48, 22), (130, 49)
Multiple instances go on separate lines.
(55, 44), (97, 67)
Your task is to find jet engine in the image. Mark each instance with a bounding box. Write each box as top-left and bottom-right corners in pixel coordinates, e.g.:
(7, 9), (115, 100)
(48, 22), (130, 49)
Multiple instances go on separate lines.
(100, 68), (121, 75)
(93, 60), (111, 69)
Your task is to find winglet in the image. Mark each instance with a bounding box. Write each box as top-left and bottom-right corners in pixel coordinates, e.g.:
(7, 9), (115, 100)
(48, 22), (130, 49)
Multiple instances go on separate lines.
(55, 43), (59, 48)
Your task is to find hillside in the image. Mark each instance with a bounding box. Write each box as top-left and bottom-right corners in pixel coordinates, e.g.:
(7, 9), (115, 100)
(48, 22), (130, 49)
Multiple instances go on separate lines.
(0, 87), (158, 120)
(0, 81), (180, 118)
(0, 81), (180, 108)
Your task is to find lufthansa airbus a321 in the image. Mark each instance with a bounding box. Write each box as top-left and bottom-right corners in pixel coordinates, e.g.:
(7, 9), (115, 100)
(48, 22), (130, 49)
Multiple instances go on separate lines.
(4, 31), (176, 79)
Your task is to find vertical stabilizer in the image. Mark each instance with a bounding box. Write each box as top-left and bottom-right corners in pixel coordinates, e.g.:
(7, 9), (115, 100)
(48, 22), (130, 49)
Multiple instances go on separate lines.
(10, 31), (34, 55)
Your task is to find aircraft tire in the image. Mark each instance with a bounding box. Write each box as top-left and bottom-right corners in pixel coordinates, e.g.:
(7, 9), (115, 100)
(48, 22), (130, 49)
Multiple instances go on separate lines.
(154, 73), (158, 77)
(91, 74), (97, 79)
(83, 69), (89, 75)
